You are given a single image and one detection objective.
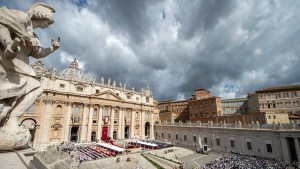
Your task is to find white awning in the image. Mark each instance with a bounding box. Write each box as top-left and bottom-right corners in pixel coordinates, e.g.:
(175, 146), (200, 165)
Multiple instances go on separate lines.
(136, 141), (158, 147)
(97, 142), (125, 152)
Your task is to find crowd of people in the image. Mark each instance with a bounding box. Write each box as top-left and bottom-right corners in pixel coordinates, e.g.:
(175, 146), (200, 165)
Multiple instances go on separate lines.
(59, 142), (120, 163)
(202, 153), (290, 169)
(76, 146), (110, 163)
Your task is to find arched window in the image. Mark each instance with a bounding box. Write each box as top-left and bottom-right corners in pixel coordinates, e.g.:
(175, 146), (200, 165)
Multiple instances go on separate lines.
(103, 108), (109, 116)
(136, 112), (139, 119)
(114, 110), (118, 118)
(126, 111), (129, 118)
(73, 106), (80, 123)
(56, 105), (62, 114)
(93, 108), (97, 118)
(146, 112), (149, 121)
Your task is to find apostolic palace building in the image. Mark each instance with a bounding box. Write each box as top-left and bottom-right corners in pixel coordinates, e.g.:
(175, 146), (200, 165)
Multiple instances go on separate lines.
(20, 59), (159, 149)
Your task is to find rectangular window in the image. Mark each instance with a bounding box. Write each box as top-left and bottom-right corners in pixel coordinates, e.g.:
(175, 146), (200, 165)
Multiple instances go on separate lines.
(230, 140), (235, 148)
(216, 138), (220, 146)
(176, 134), (178, 140)
(156, 132), (158, 137)
(162, 133), (164, 138)
(60, 84), (65, 89)
(127, 95), (131, 100)
(168, 134), (170, 139)
(204, 137), (207, 144)
(193, 136), (196, 142)
(146, 97), (150, 103)
(247, 142), (252, 150)
(77, 87), (83, 92)
(93, 120), (97, 124)
(184, 135), (187, 141)
(266, 144), (272, 153)
(136, 97), (139, 101)
(96, 89), (99, 94)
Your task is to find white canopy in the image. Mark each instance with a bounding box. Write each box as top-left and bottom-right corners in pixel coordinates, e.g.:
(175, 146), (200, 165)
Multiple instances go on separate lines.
(97, 142), (125, 152)
(136, 141), (158, 147)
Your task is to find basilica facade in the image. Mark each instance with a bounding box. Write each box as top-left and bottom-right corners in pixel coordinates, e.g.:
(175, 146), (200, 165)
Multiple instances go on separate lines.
(20, 59), (159, 150)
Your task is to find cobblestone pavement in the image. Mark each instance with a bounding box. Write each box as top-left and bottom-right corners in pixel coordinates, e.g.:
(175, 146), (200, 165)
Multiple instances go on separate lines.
(143, 153), (180, 169)
(79, 153), (156, 169)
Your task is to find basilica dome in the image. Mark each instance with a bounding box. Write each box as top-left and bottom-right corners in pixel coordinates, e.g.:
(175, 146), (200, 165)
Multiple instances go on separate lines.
(58, 58), (95, 83)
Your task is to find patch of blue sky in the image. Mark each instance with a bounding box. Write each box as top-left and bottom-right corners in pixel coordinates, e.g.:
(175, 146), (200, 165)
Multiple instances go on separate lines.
(71, 0), (90, 9)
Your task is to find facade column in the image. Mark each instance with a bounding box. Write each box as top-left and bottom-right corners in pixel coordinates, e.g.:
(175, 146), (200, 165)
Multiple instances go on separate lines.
(294, 137), (300, 162)
(130, 109), (135, 138)
(39, 100), (53, 147)
(139, 110), (143, 139)
(80, 104), (88, 142)
(64, 102), (72, 141)
(87, 104), (94, 142)
(121, 108), (125, 139)
(109, 106), (115, 139)
(142, 110), (146, 139)
(97, 106), (103, 140)
(150, 112), (154, 139)
(117, 108), (122, 139)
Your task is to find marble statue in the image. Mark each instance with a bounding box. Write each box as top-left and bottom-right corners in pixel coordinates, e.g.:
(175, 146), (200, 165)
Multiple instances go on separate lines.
(0, 3), (59, 150)
(107, 78), (111, 86)
(101, 77), (104, 86)
(51, 67), (56, 76)
(113, 80), (116, 88)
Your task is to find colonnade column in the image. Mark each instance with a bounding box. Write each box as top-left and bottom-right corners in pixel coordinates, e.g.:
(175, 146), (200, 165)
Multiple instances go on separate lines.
(97, 106), (103, 140)
(150, 112), (154, 139)
(280, 137), (290, 162)
(109, 106), (115, 138)
(87, 104), (94, 142)
(80, 104), (88, 142)
(295, 137), (300, 162)
(64, 102), (72, 141)
(117, 108), (122, 139)
(130, 109), (135, 138)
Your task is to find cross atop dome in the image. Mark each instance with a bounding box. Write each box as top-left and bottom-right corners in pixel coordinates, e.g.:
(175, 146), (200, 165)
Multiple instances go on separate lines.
(69, 58), (79, 70)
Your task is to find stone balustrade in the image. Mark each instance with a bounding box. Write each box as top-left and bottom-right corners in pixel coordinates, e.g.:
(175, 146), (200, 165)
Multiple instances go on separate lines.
(155, 121), (300, 131)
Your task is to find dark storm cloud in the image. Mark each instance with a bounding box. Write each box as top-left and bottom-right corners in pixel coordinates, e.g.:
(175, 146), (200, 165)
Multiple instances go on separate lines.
(1, 0), (300, 101)
(89, 0), (159, 44)
(175, 0), (237, 40)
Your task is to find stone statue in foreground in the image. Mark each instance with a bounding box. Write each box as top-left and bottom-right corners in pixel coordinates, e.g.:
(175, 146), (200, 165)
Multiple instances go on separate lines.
(0, 3), (59, 150)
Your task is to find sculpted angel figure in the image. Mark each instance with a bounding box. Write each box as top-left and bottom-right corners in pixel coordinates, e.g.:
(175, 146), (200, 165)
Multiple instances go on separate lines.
(0, 3), (59, 149)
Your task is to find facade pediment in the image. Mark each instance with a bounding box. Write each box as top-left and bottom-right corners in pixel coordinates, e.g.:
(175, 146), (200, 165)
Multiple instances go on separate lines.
(93, 91), (124, 101)
(73, 82), (88, 87)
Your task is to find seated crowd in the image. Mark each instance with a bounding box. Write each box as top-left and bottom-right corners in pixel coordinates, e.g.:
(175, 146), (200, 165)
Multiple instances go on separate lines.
(202, 153), (289, 169)
(60, 143), (120, 163)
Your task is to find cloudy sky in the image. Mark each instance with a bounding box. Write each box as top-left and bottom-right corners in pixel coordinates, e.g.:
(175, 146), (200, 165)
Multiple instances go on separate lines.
(1, 0), (300, 101)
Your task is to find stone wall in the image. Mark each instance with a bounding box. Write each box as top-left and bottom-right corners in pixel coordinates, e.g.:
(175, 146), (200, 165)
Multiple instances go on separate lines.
(154, 123), (300, 162)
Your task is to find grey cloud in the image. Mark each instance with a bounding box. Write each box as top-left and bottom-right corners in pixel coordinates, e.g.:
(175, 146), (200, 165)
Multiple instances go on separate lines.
(175, 0), (237, 40)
